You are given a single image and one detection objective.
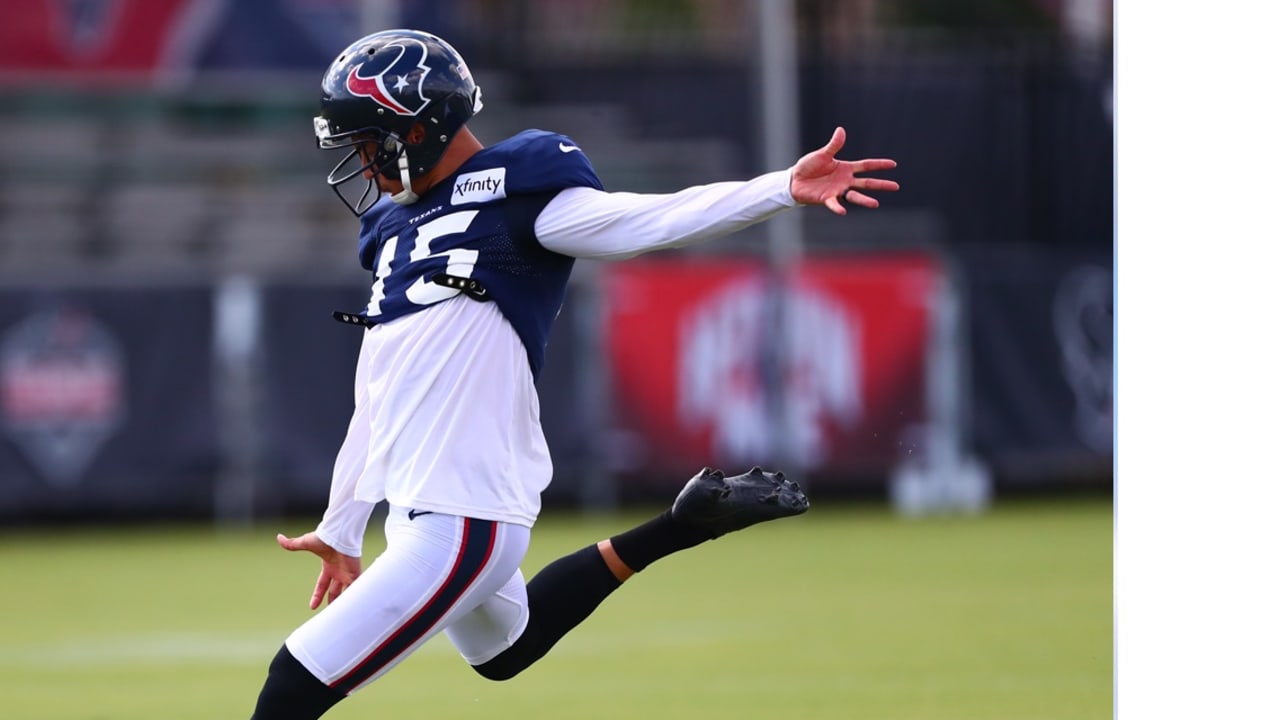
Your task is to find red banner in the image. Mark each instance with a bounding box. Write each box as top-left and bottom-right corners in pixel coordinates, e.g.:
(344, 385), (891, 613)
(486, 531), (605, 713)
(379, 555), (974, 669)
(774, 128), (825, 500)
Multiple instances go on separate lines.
(603, 253), (939, 487)
(0, 0), (206, 82)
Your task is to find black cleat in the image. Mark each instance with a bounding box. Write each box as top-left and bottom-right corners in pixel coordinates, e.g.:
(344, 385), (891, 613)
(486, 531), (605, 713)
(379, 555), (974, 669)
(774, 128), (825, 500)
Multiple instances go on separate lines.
(671, 466), (810, 538)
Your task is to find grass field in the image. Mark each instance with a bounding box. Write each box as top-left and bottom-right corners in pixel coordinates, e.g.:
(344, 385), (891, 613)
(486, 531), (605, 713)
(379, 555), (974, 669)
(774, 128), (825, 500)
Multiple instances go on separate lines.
(0, 498), (1111, 720)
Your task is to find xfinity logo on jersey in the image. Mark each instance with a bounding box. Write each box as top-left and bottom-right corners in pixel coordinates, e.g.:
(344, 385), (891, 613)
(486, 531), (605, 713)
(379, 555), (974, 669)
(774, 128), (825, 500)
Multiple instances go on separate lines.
(452, 168), (506, 205)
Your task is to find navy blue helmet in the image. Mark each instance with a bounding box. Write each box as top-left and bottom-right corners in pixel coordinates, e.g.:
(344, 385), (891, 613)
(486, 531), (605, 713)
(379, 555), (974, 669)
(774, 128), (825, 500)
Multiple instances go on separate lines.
(314, 29), (484, 215)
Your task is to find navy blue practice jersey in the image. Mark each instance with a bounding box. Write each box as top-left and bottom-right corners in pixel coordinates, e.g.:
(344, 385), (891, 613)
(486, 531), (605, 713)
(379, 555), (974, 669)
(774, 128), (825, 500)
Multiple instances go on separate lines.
(350, 130), (604, 379)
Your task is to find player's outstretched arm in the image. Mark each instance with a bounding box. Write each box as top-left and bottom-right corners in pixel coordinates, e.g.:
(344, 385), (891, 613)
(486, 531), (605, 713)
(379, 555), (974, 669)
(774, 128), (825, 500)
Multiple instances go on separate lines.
(276, 532), (363, 610)
(790, 126), (899, 215)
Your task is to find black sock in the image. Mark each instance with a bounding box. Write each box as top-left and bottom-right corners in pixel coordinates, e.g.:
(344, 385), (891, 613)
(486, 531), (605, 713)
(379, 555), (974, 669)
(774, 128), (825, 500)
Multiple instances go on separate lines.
(607, 508), (715, 573)
(251, 645), (345, 720)
(473, 545), (621, 680)
(472, 510), (718, 681)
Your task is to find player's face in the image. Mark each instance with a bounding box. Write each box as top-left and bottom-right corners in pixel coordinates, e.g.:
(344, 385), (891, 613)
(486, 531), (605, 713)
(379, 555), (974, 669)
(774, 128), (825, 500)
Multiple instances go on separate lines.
(355, 141), (378, 180)
(355, 138), (405, 194)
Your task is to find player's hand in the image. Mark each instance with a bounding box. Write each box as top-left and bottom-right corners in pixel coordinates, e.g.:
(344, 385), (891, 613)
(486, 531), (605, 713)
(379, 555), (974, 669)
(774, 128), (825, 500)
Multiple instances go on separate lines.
(276, 531), (363, 610)
(789, 126), (899, 215)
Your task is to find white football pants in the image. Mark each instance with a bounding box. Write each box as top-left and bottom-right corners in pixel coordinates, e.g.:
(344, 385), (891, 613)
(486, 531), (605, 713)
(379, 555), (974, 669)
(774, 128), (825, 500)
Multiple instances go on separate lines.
(285, 509), (531, 694)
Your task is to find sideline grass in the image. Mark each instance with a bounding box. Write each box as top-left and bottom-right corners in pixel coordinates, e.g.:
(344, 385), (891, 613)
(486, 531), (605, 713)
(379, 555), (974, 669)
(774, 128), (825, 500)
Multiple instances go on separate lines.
(0, 498), (1111, 719)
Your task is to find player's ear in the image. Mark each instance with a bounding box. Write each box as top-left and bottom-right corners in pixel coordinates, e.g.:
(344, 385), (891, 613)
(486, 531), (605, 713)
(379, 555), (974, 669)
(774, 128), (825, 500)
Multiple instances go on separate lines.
(405, 123), (427, 146)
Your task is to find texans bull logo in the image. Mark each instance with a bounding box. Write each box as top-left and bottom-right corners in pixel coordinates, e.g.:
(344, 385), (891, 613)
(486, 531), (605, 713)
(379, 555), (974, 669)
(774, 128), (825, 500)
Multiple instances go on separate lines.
(346, 39), (433, 116)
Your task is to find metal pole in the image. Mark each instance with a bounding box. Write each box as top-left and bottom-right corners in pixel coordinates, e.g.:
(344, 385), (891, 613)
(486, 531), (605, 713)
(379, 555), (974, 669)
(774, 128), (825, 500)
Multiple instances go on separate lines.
(756, 0), (803, 469)
(574, 262), (619, 513)
(757, 0), (803, 268)
(889, 265), (992, 516)
(213, 275), (264, 528)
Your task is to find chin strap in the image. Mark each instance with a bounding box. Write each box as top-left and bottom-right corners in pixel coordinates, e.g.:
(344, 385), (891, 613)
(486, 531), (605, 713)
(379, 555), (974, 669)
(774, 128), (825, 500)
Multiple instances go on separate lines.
(389, 139), (419, 206)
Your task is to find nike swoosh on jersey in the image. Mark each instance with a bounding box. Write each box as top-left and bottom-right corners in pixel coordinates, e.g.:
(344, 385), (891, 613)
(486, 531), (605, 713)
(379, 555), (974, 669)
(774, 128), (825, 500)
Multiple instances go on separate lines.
(558, 142), (582, 153)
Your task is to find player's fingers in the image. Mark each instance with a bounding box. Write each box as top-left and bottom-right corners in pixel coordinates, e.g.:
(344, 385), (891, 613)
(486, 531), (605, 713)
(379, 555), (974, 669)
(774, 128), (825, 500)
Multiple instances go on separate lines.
(844, 189), (880, 209)
(310, 566), (336, 609)
(309, 575), (328, 610)
(824, 195), (848, 216)
(853, 177), (900, 192)
(279, 533), (334, 561)
(824, 127), (846, 156)
(850, 158), (897, 173)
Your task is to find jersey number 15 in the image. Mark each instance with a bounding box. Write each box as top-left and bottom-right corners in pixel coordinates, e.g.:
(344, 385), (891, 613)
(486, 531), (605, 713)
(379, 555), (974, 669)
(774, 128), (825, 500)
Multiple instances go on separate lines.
(366, 210), (480, 318)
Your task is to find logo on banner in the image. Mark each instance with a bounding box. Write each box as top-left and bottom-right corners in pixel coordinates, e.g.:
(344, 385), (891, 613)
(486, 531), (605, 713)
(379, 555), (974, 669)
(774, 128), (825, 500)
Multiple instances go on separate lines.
(678, 278), (861, 469)
(1053, 265), (1113, 453)
(58, 0), (121, 56)
(0, 308), (127, 487)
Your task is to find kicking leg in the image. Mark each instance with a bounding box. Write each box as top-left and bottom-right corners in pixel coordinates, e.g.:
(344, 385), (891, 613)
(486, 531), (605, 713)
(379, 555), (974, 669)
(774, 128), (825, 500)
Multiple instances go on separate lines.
(466, 467), (807, 680)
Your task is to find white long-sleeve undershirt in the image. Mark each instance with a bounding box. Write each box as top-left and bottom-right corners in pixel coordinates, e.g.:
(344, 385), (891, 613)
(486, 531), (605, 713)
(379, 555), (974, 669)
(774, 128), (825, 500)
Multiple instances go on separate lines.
(534, 169), (798, 259)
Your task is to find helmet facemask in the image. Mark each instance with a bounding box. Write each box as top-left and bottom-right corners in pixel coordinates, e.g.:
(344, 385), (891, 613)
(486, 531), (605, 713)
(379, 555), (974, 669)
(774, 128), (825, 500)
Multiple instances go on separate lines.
(315, 119), (420, 216)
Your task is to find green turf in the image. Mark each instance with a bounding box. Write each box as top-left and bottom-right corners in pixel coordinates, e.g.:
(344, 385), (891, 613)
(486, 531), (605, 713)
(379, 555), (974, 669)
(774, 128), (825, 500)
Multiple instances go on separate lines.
(0, 499), (1111, 719)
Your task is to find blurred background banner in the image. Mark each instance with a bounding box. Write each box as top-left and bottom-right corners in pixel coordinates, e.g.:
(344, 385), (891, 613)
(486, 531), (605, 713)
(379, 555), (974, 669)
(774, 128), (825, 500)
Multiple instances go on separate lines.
(0, 287), (217, 521)
(0, 0), (461, 81)
(0, 0), (213, 83)
(0, 0), (1113, 523)
(961, 245), (1113, 483)
(603, 253), (936, 490)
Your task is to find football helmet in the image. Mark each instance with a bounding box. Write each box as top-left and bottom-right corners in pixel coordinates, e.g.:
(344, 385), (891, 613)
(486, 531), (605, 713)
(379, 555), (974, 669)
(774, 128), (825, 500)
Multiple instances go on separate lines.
(314, 29), (484, 215)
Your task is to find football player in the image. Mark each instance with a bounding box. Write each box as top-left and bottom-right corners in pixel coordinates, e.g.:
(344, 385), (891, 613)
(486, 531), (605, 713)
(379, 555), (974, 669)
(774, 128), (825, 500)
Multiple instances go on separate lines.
(250, 28), (898, 719)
